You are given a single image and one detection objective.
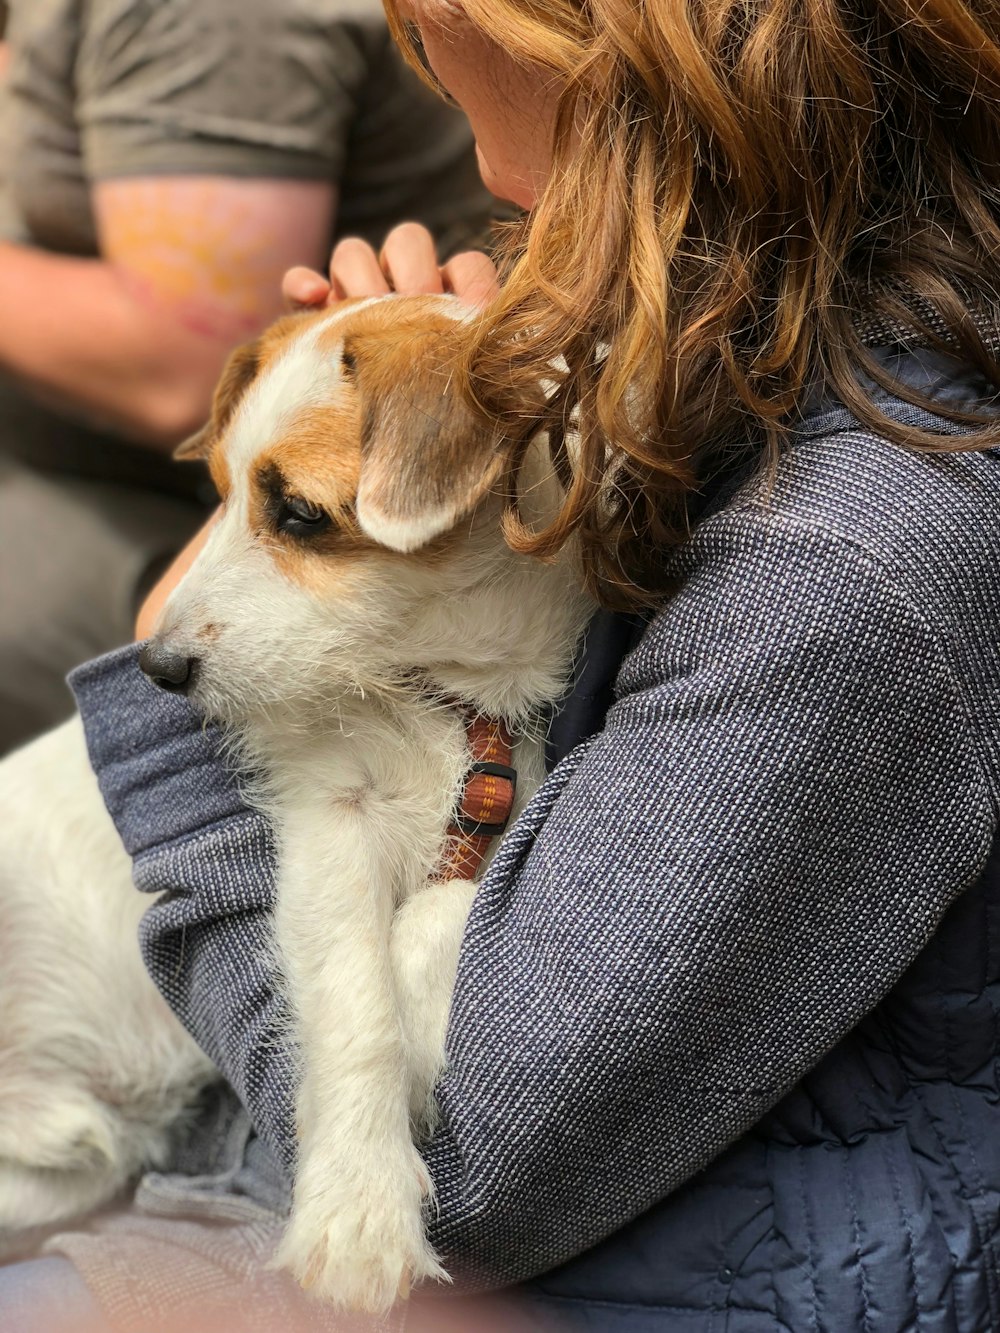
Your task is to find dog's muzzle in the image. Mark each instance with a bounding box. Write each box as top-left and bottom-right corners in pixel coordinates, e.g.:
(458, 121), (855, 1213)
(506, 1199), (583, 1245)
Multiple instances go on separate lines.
(138, 641), (198, 695)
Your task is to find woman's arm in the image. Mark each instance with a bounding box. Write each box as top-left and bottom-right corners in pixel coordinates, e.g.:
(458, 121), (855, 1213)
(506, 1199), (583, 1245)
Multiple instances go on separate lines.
(0, 177), (335, 447)
(70, 500), (994, 1287)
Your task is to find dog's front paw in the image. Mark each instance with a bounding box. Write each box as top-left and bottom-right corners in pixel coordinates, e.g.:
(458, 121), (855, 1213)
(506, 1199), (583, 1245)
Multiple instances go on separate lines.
(274, 1150), (448, 1314)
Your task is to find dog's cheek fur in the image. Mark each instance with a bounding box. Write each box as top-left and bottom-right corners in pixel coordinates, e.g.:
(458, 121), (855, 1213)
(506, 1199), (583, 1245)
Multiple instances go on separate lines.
(159, 505), (387, 723)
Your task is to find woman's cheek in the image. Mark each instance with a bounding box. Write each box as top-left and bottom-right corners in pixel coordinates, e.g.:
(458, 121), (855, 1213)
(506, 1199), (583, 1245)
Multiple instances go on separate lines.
(474, 143), (537, 209)
(413, 13), (554, 205)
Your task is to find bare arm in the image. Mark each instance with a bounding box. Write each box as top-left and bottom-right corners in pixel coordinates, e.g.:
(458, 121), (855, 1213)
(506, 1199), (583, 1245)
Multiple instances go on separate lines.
(0, 176), (336, 449)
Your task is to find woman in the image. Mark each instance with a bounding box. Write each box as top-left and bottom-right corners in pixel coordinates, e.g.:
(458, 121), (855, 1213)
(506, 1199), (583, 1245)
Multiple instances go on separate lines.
(11, 0), (1000, 1328)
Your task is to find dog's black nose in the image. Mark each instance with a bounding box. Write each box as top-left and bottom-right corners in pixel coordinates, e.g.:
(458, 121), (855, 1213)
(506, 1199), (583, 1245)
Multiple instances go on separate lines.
(138, 641), (198, 694)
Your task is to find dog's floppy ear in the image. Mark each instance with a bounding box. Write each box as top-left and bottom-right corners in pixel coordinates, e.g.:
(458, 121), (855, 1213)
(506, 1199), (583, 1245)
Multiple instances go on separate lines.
(349, 329), (505, 552)
(174, 340), (260, 461)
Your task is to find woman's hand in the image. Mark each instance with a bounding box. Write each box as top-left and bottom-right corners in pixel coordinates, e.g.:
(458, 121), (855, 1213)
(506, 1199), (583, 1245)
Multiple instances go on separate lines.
(136, 509), (221, 641)
(282, 221), (500, 310)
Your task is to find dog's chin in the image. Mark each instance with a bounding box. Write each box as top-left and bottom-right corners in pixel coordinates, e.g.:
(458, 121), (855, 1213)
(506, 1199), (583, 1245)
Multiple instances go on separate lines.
(185, 667), (328, 736)
(181, 631), (420, 735)
(178, 664), (257, 730)
(193, 687), (276, 731)
(183, 688), (235, 730)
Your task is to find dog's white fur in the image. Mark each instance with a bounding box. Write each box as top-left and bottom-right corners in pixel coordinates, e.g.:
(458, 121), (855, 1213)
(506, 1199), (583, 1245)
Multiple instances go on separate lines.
(0, 718), (214, 1238)
(0, 295), (591, 1310)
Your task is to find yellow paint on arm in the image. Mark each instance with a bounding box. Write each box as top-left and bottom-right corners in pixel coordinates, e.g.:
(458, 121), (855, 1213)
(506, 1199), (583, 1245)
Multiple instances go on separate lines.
(96, 176), (338, 343)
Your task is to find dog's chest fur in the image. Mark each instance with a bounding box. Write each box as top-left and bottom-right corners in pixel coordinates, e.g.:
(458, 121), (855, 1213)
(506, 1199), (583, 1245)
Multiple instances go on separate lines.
(251, 691), (545, 903)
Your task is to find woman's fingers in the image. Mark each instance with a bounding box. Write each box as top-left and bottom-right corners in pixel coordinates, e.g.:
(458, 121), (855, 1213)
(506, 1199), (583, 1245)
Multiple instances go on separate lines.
(378, 222), (445, 295)
(441, 250), (501, 307)
(282, 265), (331, 311)
(329, 237), (393, 299)
(285, 225), (499, 311)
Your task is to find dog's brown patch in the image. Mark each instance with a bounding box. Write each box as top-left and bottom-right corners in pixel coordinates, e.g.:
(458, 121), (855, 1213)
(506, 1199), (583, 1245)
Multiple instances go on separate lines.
(315, 302), (504, 553)
(263, 403), (363, 512)
(247, 401), (382, 592)
(208, 450), (231, 502)
(175, 307), (336, 468)
(210, 298), (505, 596)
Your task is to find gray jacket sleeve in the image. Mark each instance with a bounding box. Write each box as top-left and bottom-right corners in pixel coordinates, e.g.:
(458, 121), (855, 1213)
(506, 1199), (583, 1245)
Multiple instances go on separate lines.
(69, 500), (995, 1289)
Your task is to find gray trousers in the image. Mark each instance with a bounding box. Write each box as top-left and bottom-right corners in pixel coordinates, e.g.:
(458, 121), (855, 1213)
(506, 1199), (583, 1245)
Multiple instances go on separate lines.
(0, 458), (206, 754)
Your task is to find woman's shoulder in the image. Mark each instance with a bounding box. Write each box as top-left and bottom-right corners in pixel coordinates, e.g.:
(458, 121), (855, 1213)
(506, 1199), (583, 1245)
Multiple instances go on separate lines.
(694, 347), (1000, 606)
(625, 358), (1000, 792)
(737, 427), (1000, 578)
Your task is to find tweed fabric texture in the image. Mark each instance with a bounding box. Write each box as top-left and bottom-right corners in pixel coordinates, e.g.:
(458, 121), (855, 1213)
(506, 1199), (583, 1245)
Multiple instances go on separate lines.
(65, 351), (1000, 1330)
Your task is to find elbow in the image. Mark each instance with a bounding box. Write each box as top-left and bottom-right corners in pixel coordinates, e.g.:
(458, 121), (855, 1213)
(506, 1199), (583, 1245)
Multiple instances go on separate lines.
(432, 1212), (543, 1293)
(426, 1175), (542, 1291)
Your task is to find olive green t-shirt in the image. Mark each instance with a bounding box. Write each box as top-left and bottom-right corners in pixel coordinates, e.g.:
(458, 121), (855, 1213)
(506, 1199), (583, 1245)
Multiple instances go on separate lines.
(0, 0), (491, 256)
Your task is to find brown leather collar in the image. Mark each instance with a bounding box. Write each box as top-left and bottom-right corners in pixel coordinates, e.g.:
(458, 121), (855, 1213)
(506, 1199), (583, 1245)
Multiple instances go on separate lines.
(434, 708), (517, 883)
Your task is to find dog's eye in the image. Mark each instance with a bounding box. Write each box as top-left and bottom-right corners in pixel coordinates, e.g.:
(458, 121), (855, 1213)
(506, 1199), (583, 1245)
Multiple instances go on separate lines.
(277, 495), (331, 537)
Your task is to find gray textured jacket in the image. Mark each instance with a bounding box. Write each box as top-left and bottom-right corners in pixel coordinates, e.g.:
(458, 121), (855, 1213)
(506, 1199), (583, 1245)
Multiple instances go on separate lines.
(64, 346), (1000, 1331)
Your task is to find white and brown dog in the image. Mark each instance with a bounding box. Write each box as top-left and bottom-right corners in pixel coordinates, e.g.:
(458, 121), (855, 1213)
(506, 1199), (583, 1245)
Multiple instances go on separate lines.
(0, 295), (592, 1312)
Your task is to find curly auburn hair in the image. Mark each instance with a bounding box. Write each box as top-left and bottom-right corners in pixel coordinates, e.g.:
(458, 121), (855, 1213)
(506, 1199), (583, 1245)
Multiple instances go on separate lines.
(388, 0), (1000, 609)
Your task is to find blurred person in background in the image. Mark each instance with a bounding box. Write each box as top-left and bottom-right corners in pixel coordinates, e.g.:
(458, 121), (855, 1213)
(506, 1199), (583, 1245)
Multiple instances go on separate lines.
(0, 0), (491, 753)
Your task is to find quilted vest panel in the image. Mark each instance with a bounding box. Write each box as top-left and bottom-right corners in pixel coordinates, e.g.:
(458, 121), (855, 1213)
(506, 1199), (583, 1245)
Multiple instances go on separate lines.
(513, 834), (1000, 1332)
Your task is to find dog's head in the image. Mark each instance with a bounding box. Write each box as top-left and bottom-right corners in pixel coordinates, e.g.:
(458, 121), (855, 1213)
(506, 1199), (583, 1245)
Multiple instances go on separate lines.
(140, 295), (582, 725)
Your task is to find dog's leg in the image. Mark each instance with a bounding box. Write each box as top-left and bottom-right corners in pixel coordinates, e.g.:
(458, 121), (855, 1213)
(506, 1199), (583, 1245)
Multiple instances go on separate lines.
(0, 717), (214, 1234)
(271, 791), (446, 1315)
(391, 880), (478, 1139)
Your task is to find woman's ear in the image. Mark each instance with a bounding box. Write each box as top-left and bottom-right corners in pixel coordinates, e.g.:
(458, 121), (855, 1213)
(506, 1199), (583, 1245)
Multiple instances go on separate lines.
(174, 340), (261, 461)
(350, 328), (506, 552)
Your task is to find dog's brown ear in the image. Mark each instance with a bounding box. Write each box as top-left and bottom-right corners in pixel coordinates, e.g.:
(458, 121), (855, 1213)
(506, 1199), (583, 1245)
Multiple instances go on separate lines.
(349, 329), (505, 552)
(174, 340), (261, 461)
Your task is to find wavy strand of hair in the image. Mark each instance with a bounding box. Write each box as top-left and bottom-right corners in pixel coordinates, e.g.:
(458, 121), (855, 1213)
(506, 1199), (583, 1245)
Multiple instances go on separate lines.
(388, 0), (1000, 610)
